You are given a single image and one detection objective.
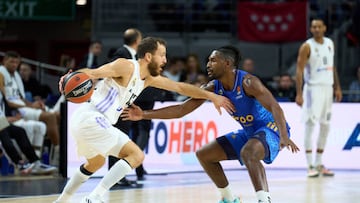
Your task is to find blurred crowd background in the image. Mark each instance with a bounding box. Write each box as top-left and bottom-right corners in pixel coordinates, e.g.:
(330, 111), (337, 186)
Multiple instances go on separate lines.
(0, 0), (359, 103)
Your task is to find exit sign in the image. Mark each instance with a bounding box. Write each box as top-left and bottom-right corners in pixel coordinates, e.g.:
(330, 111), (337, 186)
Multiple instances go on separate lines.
(0, 0), (75, 20)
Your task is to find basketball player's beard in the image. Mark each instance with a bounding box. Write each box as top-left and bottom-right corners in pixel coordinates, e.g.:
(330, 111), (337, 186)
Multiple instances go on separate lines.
(148, 60), (161, 76)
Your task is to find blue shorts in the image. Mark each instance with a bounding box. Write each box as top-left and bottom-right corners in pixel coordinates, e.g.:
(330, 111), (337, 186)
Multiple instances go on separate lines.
(216, 127), (288, 165)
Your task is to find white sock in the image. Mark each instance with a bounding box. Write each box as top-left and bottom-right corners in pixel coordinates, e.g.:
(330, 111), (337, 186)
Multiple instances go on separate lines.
(56, 167), (91, 202)
(218, 185), (235, 201)
(315, 152), (323, 167)
(256, 190), (271, 203)
(90, 159), (132, 198)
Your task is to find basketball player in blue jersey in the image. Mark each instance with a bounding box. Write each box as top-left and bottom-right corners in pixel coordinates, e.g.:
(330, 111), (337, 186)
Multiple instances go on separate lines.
(122, 46), (300, 203)
(54, 38), (234, 203)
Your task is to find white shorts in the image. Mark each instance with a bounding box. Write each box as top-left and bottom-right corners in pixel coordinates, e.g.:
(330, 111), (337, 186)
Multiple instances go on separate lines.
(302, 84), (333, 124)
(18, 107), (42, 121)
(70, 103), (130, 159)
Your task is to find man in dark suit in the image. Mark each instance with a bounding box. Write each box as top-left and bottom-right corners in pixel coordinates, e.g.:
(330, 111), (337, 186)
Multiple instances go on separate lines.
(77, 40), (102, 69)
(109, 28), (151, 185)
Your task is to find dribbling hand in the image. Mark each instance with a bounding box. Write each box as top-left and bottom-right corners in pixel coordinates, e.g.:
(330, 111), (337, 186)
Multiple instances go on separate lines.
(58, 70), (73, 93)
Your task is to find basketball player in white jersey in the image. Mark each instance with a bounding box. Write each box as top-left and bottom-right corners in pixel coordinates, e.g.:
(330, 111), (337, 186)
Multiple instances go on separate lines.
(296, 18), (342, 177)
(54, 37), (234, 203)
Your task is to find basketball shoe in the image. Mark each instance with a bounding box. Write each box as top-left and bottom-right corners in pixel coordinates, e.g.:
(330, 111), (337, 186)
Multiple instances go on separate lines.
(307, 165), (319, 177)
(317, 165), (334, 177)
(18, 162), (35, 175)
(219, 197), (241, 203)
(31, 160), (57, 175)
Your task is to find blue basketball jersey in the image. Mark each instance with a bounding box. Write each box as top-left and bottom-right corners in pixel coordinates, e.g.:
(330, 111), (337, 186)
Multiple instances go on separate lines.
(214, 70), (290, 136)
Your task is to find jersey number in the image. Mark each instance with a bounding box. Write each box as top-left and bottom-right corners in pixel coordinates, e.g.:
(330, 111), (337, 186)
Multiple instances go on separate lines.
(322, 56), (328, 65)
(125, 93), (137, 107)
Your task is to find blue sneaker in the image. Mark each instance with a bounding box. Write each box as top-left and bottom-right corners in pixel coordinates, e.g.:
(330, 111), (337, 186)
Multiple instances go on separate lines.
(219, 197), (241, 203)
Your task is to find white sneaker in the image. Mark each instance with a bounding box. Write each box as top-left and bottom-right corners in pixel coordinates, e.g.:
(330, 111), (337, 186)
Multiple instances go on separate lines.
(18, 162), (35, 175)
(307, 165), (320, 178)
(31, 161), (57, 175)
(81, 195), (104, 203)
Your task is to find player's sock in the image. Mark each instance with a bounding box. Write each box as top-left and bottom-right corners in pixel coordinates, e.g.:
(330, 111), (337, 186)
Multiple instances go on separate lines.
(305, 152), (313, 167)
(256, 190), (271, 203)
(315, 152), (323, 167)
(56, 165), (92, 202)
(90, 159), (132, 197)
(304, 121), (315, 167)
(218, 185), (235, 201)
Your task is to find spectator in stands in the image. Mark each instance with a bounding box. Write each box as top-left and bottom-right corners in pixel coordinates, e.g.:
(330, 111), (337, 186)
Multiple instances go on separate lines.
(0, 91), (57, 175)
(18, 63), (52, 102)
(194, 73), (209, 87)
(0, 51), (61, 166)
(162, 57), (187, 101)
(185, 53), (203, 85)
(111, 28), (142, 61)
(60, 54), (76, 73)
(242, 58), (255, 74)
(77, 40), (102, 70)
(272, 73), (296, 102)
(348, 66), (360, 102)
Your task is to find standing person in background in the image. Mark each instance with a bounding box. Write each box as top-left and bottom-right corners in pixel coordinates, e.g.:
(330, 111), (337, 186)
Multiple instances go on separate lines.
(77, 40), (103, 70)
(295, 18), (342, 178)
(110, 28), (151, 183)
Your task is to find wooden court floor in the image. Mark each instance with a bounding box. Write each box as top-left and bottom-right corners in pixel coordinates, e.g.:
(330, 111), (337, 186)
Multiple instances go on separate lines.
(0, 169), (359, 203)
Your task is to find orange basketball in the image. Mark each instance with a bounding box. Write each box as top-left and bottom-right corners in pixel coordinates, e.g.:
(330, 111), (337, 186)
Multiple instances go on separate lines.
(62, 72), (94, 103)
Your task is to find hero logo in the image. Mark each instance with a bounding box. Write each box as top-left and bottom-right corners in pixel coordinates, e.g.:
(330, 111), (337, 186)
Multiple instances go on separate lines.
(343, 123), (360, 150)
(72, 81), (92, 96)
(148, 120), (218, 154)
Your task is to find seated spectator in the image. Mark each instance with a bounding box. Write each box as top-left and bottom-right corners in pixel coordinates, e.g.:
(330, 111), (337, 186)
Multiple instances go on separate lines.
(0, 124), (57, 175)
(194, 73), (209, 87)
(0, 86), (46, 157)
(242, 58), (255, 74)
(162, 57), (187, 101)
(0, 51), (60, 166)
(348, 66), (360, 102)
(59, 54), (76, 73)
(0, 92), (57, 175)
(18, 63), (52, 102)
(272, 73), (296, 102)
(185, 53), (204, 85)
(77, 40), (102, 70)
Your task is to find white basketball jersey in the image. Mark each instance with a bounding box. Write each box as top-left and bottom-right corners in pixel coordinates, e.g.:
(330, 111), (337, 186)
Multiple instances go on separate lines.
(89, 60), (145, 124)
(304, 37), (334, 85)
